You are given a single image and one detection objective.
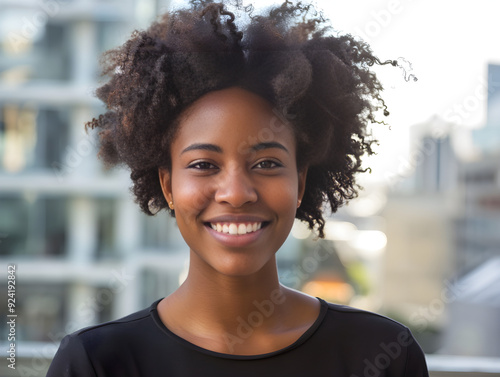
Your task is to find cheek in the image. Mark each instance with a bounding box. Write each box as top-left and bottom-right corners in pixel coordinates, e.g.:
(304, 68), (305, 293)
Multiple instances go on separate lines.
(172, 175), (214, 216)
(265, 176), (299, 218)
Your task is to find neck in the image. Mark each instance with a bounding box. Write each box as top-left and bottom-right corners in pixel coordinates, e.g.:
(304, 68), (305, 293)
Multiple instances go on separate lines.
(167, 252), (288, 334)
(187, 257), (282, 315)
(158, 250), (320, 355)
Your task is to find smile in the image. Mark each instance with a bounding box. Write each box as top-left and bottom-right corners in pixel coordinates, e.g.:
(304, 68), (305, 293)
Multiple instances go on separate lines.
(208, 222), (263, 235)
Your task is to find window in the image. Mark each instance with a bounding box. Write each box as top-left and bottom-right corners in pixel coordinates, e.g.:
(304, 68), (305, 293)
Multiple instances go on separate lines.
(0, 105), (69, 172)
(0, 283), (68, 342)
(96, 198), (116, 258)
(0, 18), (71, 82)
(142, 211), (185, 251)
(0, 195), (67, 257)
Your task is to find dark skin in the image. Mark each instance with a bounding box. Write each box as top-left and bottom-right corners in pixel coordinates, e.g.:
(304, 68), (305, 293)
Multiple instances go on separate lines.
(157, 87), (320, 355)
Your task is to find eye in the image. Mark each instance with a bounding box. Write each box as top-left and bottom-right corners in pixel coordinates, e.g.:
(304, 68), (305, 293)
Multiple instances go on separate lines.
(254, 160), (282, 169)
(188, 161), (218, 170)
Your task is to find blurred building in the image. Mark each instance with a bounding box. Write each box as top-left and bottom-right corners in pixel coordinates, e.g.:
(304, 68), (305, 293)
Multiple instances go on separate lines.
(379, 64), (500, 356)
(455, 155), (500, 275)
(0, 1), (183, 376)
(440, 257), (500, 357)
(459, 63), (500, 275)
(380, 123), (459, 353)
(472, 64), (500, 155)
(440, 64), (500, 357)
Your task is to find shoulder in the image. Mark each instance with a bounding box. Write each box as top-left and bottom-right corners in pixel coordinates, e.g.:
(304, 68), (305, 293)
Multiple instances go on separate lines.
(314, 299), (429, 376)
(47, 301), (162, 377)
(323, 300), (410, 333)
(71, 301), (156, 341)
(59, 300), (158, 349)
(74, 302), (157, 337)
(319, 299), (415, 344)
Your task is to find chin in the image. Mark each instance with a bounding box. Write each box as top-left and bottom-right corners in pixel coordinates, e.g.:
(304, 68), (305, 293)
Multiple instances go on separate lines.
(209, 257), (275, 278)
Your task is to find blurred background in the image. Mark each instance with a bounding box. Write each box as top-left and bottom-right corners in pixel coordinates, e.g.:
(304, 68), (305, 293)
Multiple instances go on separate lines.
(0, 0), (499, 375)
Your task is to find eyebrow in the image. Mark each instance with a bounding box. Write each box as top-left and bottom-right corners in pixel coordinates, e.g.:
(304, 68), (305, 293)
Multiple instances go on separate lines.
(251, 142), (289, 154)
(181, 143), (223, 154)
(180, 141), (289, 155)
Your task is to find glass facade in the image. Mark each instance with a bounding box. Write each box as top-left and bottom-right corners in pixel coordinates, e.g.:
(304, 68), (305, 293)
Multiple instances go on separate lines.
(0, 105), (69, 173)
(0, 19), (71, 82)
(0, 195), (67, 257)
(0, 5), (183, 374)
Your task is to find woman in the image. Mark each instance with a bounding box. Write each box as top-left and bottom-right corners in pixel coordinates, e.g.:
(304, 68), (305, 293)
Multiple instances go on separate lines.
(47, 1), (429, 375)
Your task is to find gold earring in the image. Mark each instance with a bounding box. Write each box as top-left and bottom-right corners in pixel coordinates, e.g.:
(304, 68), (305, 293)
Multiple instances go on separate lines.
(169, 201), (174, 209)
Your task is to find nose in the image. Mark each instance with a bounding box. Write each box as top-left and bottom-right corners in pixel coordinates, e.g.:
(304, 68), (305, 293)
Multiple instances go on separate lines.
(214, 167), (258, 207)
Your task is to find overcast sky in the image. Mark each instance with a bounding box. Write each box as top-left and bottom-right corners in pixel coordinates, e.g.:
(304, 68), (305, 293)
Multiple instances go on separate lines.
(322, 0), (500, 182)
(169, 0), (500, 183)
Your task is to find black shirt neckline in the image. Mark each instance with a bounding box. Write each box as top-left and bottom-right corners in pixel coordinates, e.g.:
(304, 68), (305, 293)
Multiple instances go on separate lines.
(149, 297), (329, 360)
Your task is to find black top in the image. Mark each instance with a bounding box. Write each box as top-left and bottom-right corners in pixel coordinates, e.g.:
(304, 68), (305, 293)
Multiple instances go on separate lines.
(47, 298), (429, 376)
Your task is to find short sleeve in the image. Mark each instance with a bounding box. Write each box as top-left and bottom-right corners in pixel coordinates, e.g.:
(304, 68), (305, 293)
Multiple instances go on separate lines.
(403, 329), (429, 377)
(46, 334), (98, 377)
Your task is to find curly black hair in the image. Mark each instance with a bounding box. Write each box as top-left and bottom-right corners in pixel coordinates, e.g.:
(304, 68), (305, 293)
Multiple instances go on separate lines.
(87, 0), (397, 238)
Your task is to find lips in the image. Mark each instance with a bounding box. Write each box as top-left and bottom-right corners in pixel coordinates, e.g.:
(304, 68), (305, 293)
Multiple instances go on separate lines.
(204, 220), (269, 248)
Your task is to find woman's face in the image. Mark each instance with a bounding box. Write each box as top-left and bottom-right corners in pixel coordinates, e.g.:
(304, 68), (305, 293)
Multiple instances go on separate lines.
(159, 87), (307, 277)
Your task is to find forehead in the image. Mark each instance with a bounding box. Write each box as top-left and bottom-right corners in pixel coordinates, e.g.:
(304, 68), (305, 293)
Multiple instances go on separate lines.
(171, 87), (296, 152)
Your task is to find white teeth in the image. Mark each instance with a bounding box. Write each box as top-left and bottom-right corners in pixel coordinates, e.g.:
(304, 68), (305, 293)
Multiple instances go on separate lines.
(209, 222), (263, 235)
(229, 223), (238, 235)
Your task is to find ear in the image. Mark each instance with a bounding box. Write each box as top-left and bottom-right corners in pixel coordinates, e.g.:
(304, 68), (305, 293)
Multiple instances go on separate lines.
(297, 166), (308, 204)
(158, 167), (173, 206)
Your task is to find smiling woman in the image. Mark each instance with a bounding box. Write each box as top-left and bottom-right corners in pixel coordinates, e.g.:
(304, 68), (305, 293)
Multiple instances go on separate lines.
(47, 1), (429, 376)
(158, 88), (304, 278)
